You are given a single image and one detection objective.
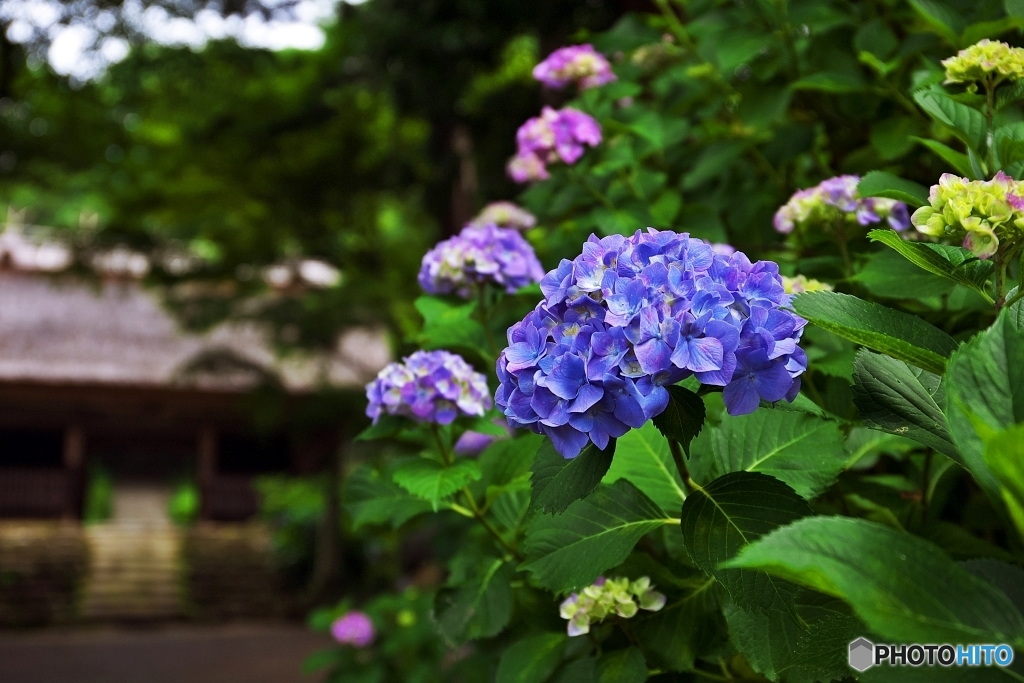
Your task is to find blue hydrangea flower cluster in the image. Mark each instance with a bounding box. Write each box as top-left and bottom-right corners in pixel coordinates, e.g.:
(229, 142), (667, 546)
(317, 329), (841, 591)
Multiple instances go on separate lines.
(495, 230), (807, 458)
(366, 350), (491, 425)
(418, 223), (545, 298)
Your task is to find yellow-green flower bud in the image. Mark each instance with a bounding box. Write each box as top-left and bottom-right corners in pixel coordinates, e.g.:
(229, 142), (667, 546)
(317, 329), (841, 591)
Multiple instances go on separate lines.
(942, 39), (1024, 84)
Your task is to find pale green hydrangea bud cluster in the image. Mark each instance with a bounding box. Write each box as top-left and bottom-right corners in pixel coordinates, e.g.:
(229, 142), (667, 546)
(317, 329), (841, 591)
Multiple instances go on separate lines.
(942, 39), (1024, 85)
(782, 275), (833, 295)
(559, 576), (666, 636)
(911, 172), (1024, 259)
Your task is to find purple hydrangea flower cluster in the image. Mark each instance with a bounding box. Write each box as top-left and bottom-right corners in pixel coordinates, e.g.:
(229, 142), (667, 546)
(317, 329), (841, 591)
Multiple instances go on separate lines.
(418, 223), (545, 298)
(508, 106), (602, 183)
(495, 230), (806, 458)
(533, 44), (617, 90)
(366, 350), (491, 425)
(773, 175), (911, 234)
(331, 611), (375, 647)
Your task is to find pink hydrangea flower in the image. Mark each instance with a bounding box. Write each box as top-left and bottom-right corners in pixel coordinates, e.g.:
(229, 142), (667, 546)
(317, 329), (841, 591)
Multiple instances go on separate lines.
(331, 611), (375, 647)
(533, 44), (617, 90)
(507, 107), (602, 183)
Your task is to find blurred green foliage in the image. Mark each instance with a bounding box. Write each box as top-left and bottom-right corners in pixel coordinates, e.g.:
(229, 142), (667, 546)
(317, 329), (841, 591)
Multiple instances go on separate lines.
(82, 467), (113, 523)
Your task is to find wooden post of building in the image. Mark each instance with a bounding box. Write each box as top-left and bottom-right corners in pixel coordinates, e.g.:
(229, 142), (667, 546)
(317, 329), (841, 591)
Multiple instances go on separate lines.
(197, 427), (217, 520)
(62, 425), (85, 519)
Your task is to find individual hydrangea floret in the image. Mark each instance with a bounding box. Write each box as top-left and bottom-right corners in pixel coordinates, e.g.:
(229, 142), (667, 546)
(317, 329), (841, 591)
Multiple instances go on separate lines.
(418, 223), (545, 298)
(911, 171), (1024, 260)
(559, 576), (665, 637)
(453, 430), (498, 456)
(331, 611), (375, 647)
(469, 201), (537, 231)
(943, 39), (1024, 85)
(366, 350), (491, 425)
(508, 107), (602, 183)
(782, 275), (833, 294)
(773, 175), (910, 234)
(495, 229), (806, 458)
(533, 44), (617, 90)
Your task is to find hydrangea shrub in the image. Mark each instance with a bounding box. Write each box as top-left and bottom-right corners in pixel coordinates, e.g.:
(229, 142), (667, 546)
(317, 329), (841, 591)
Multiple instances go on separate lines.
(324, 14), (1024, 683)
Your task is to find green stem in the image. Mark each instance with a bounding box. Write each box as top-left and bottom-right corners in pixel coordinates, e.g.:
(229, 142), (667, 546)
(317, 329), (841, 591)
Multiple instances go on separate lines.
(432, 425), (521, 559)
(987, 77), (996, 172)
(921, 450), (933, 525)
(995, 250), (1009, 311)
(668, 439), (696, 493)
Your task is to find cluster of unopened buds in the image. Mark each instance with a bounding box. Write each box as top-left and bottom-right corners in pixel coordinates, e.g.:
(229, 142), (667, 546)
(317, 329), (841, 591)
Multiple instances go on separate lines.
(468, 201), (537, 231)
(533, 44), (616, 90)
(782, 275), (833, 294)
(942, 39), (1024, 86)
(559, 576), (666, 636)
(365, 350), (491, 426)
(911, 172), (1024, 260)
(773, 175), (910, 235)
(508, 106), (602, 183)
(418, 223), (544, 298)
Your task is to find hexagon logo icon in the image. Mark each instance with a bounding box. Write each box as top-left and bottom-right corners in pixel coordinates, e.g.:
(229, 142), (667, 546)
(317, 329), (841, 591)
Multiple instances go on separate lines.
(849, 638), (874, 672)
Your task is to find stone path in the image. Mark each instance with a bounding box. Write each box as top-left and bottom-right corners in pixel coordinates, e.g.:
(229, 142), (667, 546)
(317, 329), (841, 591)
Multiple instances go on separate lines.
(80, 485), (183, 620)
(0, 623), (331, 683)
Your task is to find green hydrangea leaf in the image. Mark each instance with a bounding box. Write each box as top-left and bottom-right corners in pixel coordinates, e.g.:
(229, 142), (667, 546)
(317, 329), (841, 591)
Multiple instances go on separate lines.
(521, 480), (670, 592)
(688, 409), (846, 500)
(681, 471), (811, 613)
(531, 439), (616, 515)
(391, 458), (481, 511)
(725, 516), (1024, 646)
(792, 291), (958, 375)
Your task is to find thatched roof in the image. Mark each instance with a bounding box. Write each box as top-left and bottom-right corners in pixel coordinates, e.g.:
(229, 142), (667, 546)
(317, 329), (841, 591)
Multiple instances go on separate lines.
(0, 270), (391, 393)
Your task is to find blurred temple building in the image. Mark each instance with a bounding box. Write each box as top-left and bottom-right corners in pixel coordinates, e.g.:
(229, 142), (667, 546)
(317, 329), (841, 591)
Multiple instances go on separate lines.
(0, 219), (390, 523)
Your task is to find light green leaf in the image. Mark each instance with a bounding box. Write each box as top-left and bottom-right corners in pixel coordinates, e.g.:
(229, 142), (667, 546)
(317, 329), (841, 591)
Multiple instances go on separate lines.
(434, 557), (514, 644)
(681, 471), (811, 613)
(945, 301), (1024, 503)
(414, 295), (488, 357)
(652, 384), (705, 456)
(344, 462), (433, 529)
(868, 229), (994, 300)
(792, 291), (959, 375)
(854, 249), (956, 300)
(392, 458), (481, 511)
(851, 350), (959, 459)
(725, 516), (1024, 646)
(530, 439), (616, 514)
(913, 88), (987, 153)
(982, 424), (1024, 542)
(521, 480), (669, 593)
(856, 170), (929, 207)
(689, 409), (846, 500)
(604, 422), (686, 515)
(912, 137), (976, 177)
(496, 633), (567, 683)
